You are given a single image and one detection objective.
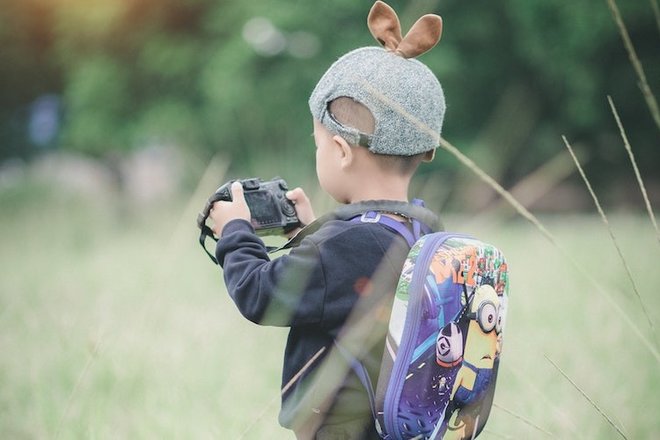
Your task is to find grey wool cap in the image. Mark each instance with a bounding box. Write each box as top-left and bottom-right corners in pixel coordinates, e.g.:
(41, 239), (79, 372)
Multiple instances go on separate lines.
(309, 1), (446, 156)
(309, 47), (445, 156)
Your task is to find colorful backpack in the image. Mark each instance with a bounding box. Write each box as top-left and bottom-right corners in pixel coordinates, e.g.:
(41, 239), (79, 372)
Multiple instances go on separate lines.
(272, 199), (509, 439)
(348, 207), (510, 440)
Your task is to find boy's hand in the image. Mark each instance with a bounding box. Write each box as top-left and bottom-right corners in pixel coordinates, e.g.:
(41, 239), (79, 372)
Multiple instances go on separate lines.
(210, 182), (251, 236)
(286, 187), (316, 238)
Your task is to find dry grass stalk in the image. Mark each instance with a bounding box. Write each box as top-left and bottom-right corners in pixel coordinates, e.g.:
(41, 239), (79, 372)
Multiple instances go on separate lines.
(503, 362), (579, 434)
(238, 394), (282, 440)
(439, 136), (660, 363)
(486, 148), (585, 215)
(651, 0), (660, 35)
(280, 346), (327, 396)
(606, 0), (660, 132)
(544, 354), (628, 440)
(164, 154), (230, 266)
(55, 335), (102, 440)
(607, 96), (660, 244)
(355, 76), (660, 362)
(562, 136), (657, 342)
(492, 403), (554, 437)
(437, 137), (558, 246)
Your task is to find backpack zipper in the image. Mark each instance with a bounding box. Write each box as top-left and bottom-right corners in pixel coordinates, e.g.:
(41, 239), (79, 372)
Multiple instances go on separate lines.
(383, 232), (473, 439)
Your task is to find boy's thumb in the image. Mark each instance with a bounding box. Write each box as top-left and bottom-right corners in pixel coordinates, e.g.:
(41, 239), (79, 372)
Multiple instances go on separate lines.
(286, 187), (307, 204)
(230, 181), (245, 201)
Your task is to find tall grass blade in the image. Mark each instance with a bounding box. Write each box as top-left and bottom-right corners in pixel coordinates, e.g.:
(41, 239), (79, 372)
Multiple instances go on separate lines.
(607, 96), (660, 244)
(148, 154), (229, 312)
(606, 0), (660, 133)
(544, 354), (629, 440)
(481, 429), (514, 439)
(162, 154), (230, 267)
(280, 346), (327, 396)
(503, 362), (579, 434)
(651, 0), (660, 36)
(486, 148), (585, 216)
(355, 76), (660, 363)
(492, 403), (554, 437)
(237, 394), (281, 440)
(55, 335), (102, 439)
(277, 240), (410, 434)
(118, 155), (231, 413)
(439, 136), (660, 363)
(127, 153), (230, 344)
(562, 136), (657, 341)
(237, 344), (327, 437)
(437, 137), (557, 247)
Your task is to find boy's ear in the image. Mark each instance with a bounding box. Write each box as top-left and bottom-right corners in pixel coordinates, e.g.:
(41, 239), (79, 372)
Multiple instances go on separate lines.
(332, 135), (354, 168)
(423, 149), (436, 162)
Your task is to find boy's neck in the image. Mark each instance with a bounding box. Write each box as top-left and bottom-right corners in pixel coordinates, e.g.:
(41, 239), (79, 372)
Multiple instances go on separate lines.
(344, 177), (410, 204)
(338, 143), (415, 204)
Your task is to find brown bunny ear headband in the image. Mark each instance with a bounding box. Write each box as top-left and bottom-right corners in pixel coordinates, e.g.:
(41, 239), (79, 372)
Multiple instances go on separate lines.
(368, 0), (443, 59)
(309, 1), (446, 157)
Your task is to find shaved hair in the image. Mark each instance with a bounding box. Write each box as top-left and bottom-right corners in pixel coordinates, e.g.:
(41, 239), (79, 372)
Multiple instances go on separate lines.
(328, 97), (427, 175)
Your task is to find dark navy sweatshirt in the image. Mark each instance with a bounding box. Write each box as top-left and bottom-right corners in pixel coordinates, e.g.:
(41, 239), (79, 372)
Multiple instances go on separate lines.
(215, 216), (410, 431)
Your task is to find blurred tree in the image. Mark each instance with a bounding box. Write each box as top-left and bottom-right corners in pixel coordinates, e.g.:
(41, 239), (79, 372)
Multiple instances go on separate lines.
(0, 0), (657, 207)
(416, 0), (659, 208)
(50, 0), (213, 154)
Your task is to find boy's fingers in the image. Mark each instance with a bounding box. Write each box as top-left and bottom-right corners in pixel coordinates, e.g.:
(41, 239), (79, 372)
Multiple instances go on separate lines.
(285, 189), (297, 201)
(286, 187), (308, 204)
(286, 187), (316, 226)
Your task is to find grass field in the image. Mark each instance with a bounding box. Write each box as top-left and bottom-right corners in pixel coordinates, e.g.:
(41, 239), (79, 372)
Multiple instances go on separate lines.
(1, 179), (659, 439)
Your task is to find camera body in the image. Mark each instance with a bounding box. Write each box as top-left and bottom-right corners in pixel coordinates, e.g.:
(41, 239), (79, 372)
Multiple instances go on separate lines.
(197, 177), (300, 236)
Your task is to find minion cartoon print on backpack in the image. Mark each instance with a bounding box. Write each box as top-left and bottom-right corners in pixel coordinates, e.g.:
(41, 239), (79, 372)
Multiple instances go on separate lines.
(443, 284), (506, 439)
(442, 246), (508, 439)
(374, 234), (509, 439)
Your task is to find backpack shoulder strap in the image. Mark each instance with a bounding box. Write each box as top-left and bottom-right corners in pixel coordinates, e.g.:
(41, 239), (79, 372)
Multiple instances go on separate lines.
(271, 199), (442, 253)
(350, 198), (435, 247)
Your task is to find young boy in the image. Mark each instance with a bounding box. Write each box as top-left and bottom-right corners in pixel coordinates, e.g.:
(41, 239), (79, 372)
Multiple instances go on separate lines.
(210, 2), (445, 438)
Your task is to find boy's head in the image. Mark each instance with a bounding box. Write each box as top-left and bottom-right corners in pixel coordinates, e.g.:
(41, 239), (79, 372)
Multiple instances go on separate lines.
(309, 1), (445, 163)
(326, 97), (429, 176)
(311, 98), (432, 203)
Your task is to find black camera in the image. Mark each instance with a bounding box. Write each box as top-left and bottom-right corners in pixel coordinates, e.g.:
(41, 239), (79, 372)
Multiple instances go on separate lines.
(197, 177), (301, 263)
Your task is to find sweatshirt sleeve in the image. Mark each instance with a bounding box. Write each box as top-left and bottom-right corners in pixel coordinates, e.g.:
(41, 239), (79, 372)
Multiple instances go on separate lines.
(215, 219), (327, 327)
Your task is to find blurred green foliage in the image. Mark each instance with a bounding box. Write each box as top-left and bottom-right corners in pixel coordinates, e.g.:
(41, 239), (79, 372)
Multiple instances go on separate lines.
(0, 0), (658, 197)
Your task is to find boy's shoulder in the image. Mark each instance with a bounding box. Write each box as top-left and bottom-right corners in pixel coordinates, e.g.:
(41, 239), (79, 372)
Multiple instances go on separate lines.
(279, 200), (440, 258)
(299, 218), (410, 279)
(311, 218), (395, 243)
(306, 217), (408, 256)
